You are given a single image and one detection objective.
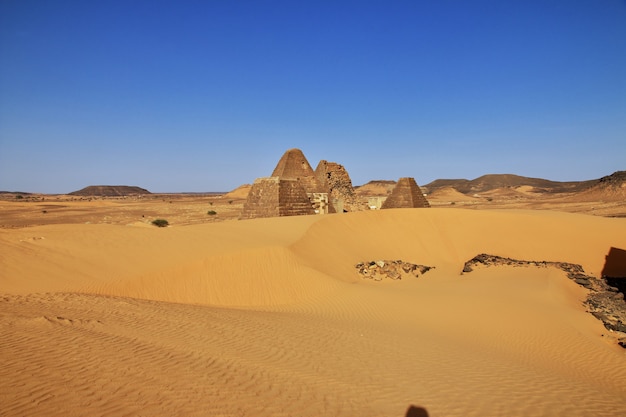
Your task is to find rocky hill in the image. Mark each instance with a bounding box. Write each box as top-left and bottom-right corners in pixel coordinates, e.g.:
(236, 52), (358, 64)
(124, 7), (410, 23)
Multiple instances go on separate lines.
(572, 171), (626, 202)
(424, 174), (595, 195)
(598, 170), (626, 187)
(354, 180), (397, 196)
(69, 185), (151, 197)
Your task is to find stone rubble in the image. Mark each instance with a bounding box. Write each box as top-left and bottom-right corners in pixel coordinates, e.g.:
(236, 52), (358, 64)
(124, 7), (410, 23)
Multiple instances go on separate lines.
(462, 253), (626, 348)
(355, 260), (433, 281)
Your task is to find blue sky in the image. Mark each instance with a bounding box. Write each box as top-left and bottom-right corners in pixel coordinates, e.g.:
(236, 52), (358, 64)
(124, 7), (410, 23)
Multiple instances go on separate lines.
(1, 0), (625, 193)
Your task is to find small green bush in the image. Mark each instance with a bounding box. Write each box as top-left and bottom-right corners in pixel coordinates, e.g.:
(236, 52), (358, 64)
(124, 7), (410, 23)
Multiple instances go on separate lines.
(207, 210), (217, 215)
(15, 194), (24, 199)
(152, 219), (169, 227)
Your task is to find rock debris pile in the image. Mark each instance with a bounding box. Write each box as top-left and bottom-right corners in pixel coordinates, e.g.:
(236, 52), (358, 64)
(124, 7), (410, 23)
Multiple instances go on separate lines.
(462, 254), (626, 348)
(355, 260), (433, 281)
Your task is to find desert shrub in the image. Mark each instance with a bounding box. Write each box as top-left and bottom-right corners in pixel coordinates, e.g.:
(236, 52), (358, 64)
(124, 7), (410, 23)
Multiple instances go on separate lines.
(207, 210), (217, 215)
(15, 194), (24, 199)
(152, 219), (169, 227)
(228, 200), (233, 204)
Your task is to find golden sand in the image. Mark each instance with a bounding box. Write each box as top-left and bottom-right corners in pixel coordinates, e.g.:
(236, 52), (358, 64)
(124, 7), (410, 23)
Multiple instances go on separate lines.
(1, 208), (626, 416)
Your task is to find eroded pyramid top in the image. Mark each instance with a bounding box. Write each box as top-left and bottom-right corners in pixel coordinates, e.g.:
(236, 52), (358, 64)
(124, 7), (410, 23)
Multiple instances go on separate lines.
(271, 148), (315, 179)
(271, 148), (325, 193)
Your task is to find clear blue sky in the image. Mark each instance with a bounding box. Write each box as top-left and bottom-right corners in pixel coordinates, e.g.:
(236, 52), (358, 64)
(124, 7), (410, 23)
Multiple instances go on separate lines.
(1, 0), (625, 193)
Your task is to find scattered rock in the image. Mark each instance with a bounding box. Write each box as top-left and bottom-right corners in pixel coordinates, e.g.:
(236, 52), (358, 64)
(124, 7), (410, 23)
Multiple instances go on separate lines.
(356, 260), (433, 281)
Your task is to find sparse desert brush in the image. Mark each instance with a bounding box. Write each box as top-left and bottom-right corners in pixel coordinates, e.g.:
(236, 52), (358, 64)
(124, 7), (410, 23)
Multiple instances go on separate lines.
(207, 210), (217, 215)
(151, 219), (169, 227)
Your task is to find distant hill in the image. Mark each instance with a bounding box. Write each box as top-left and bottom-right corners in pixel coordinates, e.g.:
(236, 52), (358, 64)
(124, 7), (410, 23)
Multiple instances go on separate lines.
(572, 171), (626, 202)
(424, 174), (595, 195)
(224, 184), (252, 200)
(69, 185), (151, 197)
(598, 170), (626, 187)
(0, 191), (32, 195)
(354, 180), (397, 196)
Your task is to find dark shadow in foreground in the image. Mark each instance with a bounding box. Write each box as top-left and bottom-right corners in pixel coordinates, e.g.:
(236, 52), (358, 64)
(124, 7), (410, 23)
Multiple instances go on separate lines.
(405, 405), (429, 417)
(602, 247), (626, 293)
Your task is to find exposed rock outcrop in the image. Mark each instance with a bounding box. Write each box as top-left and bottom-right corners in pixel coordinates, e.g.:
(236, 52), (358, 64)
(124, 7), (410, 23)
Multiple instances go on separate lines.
(355, 260), (433, 281)
(462, 254), (626, 348)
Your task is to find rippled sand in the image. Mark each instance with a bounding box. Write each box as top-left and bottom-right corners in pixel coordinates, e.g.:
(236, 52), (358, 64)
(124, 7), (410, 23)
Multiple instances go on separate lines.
(2, 209), (625, 416)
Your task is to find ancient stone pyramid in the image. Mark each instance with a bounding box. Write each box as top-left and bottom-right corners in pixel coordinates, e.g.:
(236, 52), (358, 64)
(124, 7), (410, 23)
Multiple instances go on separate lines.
(315, 160), (360, 212)
(240, 148), (330, 219)
(381, 177), (430, 209)
(271, 148), (325, 193)
(240, 177), (315, 219)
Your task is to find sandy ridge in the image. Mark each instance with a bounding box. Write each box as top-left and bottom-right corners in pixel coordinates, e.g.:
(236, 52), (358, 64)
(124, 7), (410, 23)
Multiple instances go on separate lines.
(2, 209), (626, 416)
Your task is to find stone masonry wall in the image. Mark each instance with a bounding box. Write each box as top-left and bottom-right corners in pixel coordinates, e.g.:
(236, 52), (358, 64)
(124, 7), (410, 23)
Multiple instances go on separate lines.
(315, 160), (365, 212)
(240, 177), (315, 219)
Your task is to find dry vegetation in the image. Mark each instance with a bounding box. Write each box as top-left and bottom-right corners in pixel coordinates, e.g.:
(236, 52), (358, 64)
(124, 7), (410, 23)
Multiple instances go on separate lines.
(2, 179), (625, 229)
(0, 193), (247, 228)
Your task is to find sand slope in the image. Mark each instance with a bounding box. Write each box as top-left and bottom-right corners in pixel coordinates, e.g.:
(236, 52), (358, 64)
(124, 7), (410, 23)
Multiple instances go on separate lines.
(1, 209), (626, 416)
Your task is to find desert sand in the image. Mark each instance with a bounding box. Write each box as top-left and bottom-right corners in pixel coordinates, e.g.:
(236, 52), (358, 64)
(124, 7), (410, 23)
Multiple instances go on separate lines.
(2, 206), (626, 416)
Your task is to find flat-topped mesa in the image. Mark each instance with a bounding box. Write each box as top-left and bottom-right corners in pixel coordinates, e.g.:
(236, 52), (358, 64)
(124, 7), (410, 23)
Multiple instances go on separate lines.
(381, 177), (430, 209)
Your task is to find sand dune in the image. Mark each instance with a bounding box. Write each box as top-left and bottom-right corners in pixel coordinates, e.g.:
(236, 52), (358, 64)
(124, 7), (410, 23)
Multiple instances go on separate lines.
(2, 209), (626, 416)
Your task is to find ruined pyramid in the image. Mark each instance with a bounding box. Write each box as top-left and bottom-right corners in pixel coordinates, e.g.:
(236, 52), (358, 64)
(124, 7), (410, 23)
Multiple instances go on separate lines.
(271, 148), (325, 194)
(315, 160), (361, 212)
(239, 177), (316, 219)
(240, 149), (332, 219)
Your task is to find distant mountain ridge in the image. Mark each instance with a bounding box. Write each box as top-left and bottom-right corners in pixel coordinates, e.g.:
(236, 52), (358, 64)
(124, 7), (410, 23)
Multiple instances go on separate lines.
(69, 185), (151, 197)
(424, 174), (596, 195)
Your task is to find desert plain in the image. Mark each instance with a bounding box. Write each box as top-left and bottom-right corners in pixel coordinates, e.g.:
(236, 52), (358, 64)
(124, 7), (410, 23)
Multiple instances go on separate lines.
(1, 185), (626, 417)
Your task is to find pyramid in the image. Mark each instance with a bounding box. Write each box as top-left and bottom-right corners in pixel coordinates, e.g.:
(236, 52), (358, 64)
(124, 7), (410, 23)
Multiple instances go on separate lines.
(381, 177), (430, 209)
(240, 177), (316, 219)
(271, 148), (325, 193)
(241, 149), (338, 219)
(315, 160), (359, 212)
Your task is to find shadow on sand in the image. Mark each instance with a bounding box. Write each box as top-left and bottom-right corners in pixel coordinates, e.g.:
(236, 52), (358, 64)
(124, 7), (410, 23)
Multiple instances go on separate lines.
(602, 247), (626, 292)
(405, 405), (429, 417)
